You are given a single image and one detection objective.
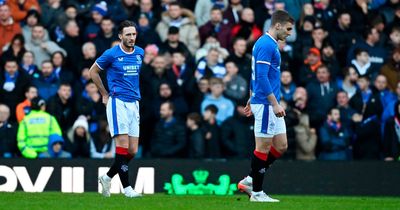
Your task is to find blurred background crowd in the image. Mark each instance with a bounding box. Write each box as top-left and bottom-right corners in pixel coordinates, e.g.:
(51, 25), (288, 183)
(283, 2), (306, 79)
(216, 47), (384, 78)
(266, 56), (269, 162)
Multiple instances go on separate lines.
(0, 0), (399, 160)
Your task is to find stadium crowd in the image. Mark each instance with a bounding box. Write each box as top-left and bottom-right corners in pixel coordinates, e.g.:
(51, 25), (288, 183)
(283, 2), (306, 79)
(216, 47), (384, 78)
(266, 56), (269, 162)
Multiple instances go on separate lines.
(0, 0), (399, 160)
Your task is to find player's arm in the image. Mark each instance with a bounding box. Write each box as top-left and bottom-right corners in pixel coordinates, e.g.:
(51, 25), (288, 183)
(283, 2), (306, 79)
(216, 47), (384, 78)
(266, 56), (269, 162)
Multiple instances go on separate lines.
(255, 61), (285, 117)
(89, 63), (109, 105)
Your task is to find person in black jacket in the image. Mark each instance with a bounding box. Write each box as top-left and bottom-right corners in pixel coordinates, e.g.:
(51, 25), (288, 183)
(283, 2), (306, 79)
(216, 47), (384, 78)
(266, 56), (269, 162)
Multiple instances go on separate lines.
(383, 101), (400, 161)
(150, 101), (186, 158)
(93, 18), (119, 55)
(0, 58), (31, 123)
(0, 104), (18, 158)
(186, 112), (205, 158)
(201, 104), (221, 158)
(349, 75), (383, 160)
(220, 105), (254, 158)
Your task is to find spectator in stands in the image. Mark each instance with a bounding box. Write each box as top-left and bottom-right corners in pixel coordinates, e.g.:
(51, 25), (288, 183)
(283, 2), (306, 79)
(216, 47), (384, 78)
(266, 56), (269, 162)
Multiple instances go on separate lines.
(51, 51), (74, 85)
(153, 82), (188, 120)
(169, 51), (196, 103)
(159, 26), (192, 59)
(201, 77), (234, 125)
(321, 41), (341, 79)
(0, 4), (21, 54)
(231, 7), (262, 48)
(195, 35), (229, 63)
(221, 105), (254, 158)
(20, 51), (38, 77)
(33, 60), (59, 100)
(38, 136), (71, 158)
(199, 6), (232, 49)
(40, 0), (63, 29)
(55, 4), (79, 32)
(380, 48), (400, 92)
(280, 70), (296, 104)
(133, 0), (160, 28)
(59, 19), (83, 75)
(350, 0), (372, 34)
(292, 87), (317, 160)
(108, 0), (138, 25)
(156, 2), (200, 55)
(310, 26), (328, 52)
(85, 1), (108, 40)
(93, 18), (117, 55)
(347, 27), (387, 70)
(223, 60), (247, 105)
(15, 85), (37, 123)
(252, 0), (274, 30)
(201, 104), (221, 158)
(6, 0), (40, 23)
(381, 81), (400, 132)
(143, 44), (159, 66)
(17, 97), (62, 159)
(331, 10), (357, 68)
(135, 12), (162, 49)
(73, 66), (91, 97)
(337, 66), (359, 99)
(314, 0), (337, 32)
(1, 34), (26, 66)
(350, 75), (383, 160)
(0, 104), (18, 158)
(151, 101), (186, 158)
(373, 74), (396, 107)
(226, 37), (252, 83)
(223, 0), (243, 26)
(195, 0), (227, 27)
(90, 119), (115, 159)
(196, 47), (226, 79)
(336, 90), (357, 128)
(319, 108), (351, 160)
(25, 24), (66, 66)
(299, 47), (322, 86)
(191, 77), (209, 113)
(383, 101), (400, 161)
(0, 58), (30, 123)
(293, 15), (315, 64)
(306, 64), (339, 129)
(47, 83), (76, 134)
(79, 42), (97, 76)
(66, 115), (91, 158)
(186, 112), (205, 158)
(386, 26), (400, 54)
(350, 48), (375, 79)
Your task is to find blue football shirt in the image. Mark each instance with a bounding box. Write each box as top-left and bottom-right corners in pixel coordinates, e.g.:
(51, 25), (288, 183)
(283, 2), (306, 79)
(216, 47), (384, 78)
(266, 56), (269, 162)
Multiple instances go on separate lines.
(95, 44), (144, 102)
(250, 33), (281, 105)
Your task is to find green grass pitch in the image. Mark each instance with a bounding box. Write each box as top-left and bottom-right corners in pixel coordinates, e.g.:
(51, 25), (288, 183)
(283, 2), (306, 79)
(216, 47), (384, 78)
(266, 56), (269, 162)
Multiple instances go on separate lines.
(1, 192), (399, 210)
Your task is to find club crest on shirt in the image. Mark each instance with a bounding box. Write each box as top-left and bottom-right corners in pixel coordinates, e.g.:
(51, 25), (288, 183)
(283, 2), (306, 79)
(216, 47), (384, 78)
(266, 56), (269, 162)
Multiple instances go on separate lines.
(136, 55), (142, 64)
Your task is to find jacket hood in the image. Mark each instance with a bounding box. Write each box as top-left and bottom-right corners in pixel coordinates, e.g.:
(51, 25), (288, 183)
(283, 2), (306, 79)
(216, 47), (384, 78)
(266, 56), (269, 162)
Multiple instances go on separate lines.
(47, 134), (64, 157)
(67, 115), (90, 142)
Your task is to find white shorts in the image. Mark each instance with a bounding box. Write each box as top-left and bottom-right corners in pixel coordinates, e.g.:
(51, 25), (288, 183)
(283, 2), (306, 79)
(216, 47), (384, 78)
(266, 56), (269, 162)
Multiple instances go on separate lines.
(106, 96), (140, 137)
(251, 104), (286, 138)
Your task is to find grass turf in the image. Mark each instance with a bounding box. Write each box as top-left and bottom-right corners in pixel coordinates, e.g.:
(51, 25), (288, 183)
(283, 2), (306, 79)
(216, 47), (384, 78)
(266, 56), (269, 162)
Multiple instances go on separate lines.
(1, 192), (399, 210)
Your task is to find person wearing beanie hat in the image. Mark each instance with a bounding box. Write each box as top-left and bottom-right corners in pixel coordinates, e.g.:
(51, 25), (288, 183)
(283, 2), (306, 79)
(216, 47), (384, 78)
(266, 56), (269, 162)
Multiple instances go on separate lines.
(85, 1), (108, 39)
(298, 47), (322, 86)
(92, 1), (108, 17)
(144, 44), (159, 65)
(66, 115), (91, 158)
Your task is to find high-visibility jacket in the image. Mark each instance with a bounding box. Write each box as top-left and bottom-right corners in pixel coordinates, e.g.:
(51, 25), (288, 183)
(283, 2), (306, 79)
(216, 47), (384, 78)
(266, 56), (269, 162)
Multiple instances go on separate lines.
(17, 110), (62, 159)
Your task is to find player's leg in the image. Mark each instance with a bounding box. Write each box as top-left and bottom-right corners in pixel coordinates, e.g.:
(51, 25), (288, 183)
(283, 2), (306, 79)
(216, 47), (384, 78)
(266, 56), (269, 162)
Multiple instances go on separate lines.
(122, 101), (142, 197)
(99, 97), (131, 197)
(266, 117), (288, 170)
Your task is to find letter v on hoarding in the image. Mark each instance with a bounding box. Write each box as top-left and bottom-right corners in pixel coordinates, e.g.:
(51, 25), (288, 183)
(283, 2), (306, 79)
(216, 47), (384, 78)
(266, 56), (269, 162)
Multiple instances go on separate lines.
(13, 167), (54, 192)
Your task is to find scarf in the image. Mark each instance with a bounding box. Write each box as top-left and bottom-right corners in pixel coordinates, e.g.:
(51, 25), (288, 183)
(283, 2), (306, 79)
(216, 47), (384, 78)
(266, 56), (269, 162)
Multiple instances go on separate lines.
(327, 119), (341, 132)
(395, 116), (400, 144)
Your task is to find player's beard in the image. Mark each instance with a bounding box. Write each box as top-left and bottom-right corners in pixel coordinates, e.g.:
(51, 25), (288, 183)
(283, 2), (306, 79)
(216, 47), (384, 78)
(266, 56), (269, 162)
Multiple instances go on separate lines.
(122, 39), (135, 50)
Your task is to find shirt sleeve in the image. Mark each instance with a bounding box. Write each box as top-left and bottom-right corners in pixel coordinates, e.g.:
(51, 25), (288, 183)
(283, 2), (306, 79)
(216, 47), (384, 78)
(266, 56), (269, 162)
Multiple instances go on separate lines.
(95, 49), (112, 70)
(255, 46), (274, 96)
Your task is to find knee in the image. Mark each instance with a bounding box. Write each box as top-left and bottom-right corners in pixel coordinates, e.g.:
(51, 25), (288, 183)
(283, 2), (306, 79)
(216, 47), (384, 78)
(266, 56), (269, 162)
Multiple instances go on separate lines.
(128, 147), (137, 157)
(275, 143), (288, 154)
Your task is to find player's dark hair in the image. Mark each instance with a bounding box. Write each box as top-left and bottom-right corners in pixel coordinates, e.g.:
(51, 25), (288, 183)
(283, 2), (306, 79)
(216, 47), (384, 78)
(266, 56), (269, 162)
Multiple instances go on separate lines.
(118, 20), (137, 34)
(205, 104), (218, 114)
(271, 10), (294, 26)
